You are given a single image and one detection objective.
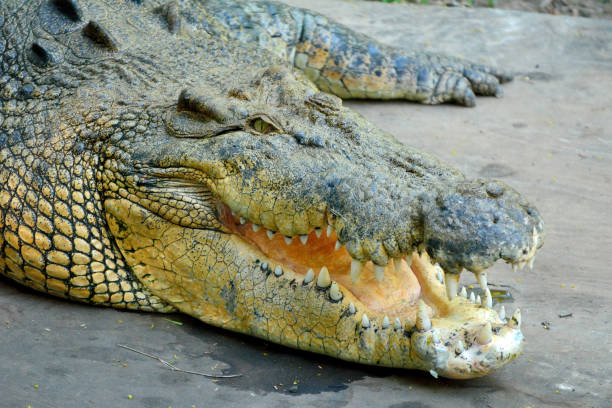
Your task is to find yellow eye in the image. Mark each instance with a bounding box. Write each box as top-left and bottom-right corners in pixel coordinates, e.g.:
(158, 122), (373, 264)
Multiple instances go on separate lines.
(247, 115), (281, 135)
(252, 118), (272, 133)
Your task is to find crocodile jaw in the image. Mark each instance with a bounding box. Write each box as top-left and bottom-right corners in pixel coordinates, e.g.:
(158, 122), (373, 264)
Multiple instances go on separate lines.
(105, 197), (524, 379)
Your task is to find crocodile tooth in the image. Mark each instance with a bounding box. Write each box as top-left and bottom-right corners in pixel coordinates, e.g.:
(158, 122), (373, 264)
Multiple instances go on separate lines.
(304, 269), (314, 284)
(445, 273), (458, 300)
(469, 292), (476, 303)
(393, 258), (403, 272)
(361, 313), (370, 328)
(374, 264), (385, 283)
(284, 236), (293, 245)
(432, 329), (440, 344)
(507, 309), (521, 329)
(274, 265), (283, 277)
(436, 268), (444, 284)
(314, 228), (322, 238)
(252, 224), (260, 232)
(499, 305), (506, 320)
(476, 295), (481, 305)
(394, 317), (402, 330)
(456, 340), (465, 353)
(416, 300), (431, 331)
(326, 225), (333, 237)
(484, 288), (492, 309)
(519, 261), (526, 270)
(476, 271), (488, 292)
(239, 216), (246, 224)
(382, 316), (390, 329)
(329, 282), (342, 301)
(334, 241), (342, 251)
(299, 235), (308, 245)
(429, 370), (439, 379)
(405, 254), (412, 267)
(231, 209), (236, 217)
(261, 262), (268, 271)
(460, 286), (467, 298)
(477, 322), (493, 345)
(266, 229), (275, 240)
(349, 302), (356, 314)
(350, 259), (364, 284)
(512, 263), (518, 273)
(528, 256), (535, 270)
(317, 266), (331, 288)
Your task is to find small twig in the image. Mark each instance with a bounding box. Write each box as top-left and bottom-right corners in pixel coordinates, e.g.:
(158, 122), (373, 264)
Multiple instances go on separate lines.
(558, 313), (573, 318)
(117, 344), (241, 378)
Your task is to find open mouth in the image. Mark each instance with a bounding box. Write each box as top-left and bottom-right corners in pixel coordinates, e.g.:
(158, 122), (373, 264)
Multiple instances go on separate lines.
(219, 202), (525, 378)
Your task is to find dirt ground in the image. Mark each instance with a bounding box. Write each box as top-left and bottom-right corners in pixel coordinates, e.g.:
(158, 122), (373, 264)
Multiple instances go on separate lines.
(373, 0), (612, 19)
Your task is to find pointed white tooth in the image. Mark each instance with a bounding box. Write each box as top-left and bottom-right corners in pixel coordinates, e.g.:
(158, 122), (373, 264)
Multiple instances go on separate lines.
(239, 216), (246, 224)
(460, 286), (467, 298)
(252, 224), (260, 232)
(429, 370), (439, 379)
(469, 292), (476, 303)
(261, 262), (268, 271)
(519, 261), (526, 270)
(432, 329), (440, 344)
(350, 259), (364, 284)
(382, 316), (390, 329)
(304, 268), (314, 284)
(274, 265), (283, 277)
(445, 273), (458, 300)
(499, 305), (506, 321)
(361, 313), (370, 328)
(349, 302), (356, 314)
(266, 229), (275, 240)
(326, 225), (333, 237)
(231, 209), (236, 217)
(476, 295), (481, 305)
(512, 263), (518, 273)
(394, 258), (403, 272)
(456, 340), (465, 353)
(416, 299), (431, 331)
(528, 256), (535, 270)
(476, 271), (488, 291)
(284, 236), (293, 245)
(329, 282), (343, 301)
(314, 228), (322, 238)
(507, 308), (521, 329)
(317, 266), (331, 288)
(436, 269), (444, 284)
(405, 254), (412, 267)
(374, 264), (385, 283)
(299, 235), (308, 245)
(477, 322), (493, 345)
(394, 317), (402, 330)
(334, 241), (342, 251)
(484, 288), (492, 309)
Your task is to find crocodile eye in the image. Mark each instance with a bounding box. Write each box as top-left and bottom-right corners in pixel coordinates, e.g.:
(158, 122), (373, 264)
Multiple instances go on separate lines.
(246, 116), (282, 135)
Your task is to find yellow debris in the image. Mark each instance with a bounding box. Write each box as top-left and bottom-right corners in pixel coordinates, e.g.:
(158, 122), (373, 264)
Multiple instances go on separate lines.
(33, 385), (39, 389)
(128, 395), (133, 400)
(517, 278), (521, 283)
(119, 320), (123, 324)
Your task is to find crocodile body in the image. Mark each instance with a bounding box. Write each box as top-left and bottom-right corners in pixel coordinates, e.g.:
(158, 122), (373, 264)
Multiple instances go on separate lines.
(0, 0), (543, 379)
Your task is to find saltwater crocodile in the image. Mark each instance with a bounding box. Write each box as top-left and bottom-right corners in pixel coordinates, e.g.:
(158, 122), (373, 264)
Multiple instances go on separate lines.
(0, 0), (544, 379)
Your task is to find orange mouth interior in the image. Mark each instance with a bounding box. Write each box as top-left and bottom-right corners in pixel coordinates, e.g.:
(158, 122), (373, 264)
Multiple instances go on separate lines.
(219, 206), (423, 320)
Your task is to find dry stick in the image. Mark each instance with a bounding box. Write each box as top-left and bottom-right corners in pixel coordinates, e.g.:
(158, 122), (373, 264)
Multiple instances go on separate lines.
(117, 344), (242, 378)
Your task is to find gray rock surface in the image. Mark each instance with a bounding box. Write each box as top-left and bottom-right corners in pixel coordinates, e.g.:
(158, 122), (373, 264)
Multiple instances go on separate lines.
(1, 1), (610, 407)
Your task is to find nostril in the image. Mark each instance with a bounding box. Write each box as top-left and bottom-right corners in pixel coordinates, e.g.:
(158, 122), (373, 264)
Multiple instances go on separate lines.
(485, 182), (504, 198)
(493, 215), (499, 224)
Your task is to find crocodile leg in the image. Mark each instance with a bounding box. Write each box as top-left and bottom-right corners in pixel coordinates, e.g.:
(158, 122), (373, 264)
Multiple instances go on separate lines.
(197, 0), (512, 106)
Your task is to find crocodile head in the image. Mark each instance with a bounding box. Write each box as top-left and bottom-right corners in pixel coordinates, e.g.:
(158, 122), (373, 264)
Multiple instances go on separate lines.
(101, 66), (544, 379)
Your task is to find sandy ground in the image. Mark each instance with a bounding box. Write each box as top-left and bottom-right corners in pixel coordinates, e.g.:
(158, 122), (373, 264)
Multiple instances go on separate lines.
(1, 1), (611, 408)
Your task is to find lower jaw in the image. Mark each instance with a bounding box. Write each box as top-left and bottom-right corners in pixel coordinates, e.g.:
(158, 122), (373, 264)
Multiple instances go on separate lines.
(219, 214), (523, 379)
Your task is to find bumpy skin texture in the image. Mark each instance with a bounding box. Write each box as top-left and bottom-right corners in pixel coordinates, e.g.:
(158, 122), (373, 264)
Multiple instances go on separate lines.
(0, 0), (544, 378)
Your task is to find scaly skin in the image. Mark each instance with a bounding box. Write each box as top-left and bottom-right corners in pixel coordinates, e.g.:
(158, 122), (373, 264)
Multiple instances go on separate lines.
(0, 0), (544, 378)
